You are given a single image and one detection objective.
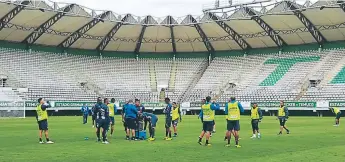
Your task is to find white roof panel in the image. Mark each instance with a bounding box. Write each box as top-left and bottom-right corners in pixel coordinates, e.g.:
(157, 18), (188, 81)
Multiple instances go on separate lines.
(50, 16), (91, 33)
(104, 41), (121, 51)
(35, 34), (67, 46)
(226, 20), (263, 34)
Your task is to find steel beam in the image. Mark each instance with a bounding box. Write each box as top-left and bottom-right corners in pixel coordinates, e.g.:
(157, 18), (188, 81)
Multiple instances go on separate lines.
(134, 16), (149, 54)
(58, 11), (111, 49)
(286, 1), (326, 45)
(96, 14), (130, 52)
(23, 4), (75, 45)
(339, 1), (345, 12)
(189, 15), (215, 55)
(0, 1), (30, 31)
(208, 12), (251, 50)
(168, 16), (177, 53)
(244, 7), (286, 47)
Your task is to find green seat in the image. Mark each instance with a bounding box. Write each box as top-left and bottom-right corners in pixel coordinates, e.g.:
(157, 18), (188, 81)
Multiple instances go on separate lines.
(260, 56), (320, 86)
(330, 66), (345, 84)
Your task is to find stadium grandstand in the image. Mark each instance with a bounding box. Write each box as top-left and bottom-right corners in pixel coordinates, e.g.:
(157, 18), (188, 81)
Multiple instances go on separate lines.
(0, 0), (345, 114)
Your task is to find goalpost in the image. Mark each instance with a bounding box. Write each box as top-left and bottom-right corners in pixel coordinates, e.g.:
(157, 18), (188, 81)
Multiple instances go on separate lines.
(0, 101), (26, 118)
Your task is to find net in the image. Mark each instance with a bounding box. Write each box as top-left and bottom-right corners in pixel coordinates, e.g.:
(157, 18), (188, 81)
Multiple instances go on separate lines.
(0, 101), (26, 118)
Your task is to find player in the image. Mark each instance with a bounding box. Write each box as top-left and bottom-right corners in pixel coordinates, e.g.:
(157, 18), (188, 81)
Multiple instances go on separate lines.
(135, 99), (145, 113)
(142, 112), (158, 141)
(163, 98), (173, 140)
(224, 97), (244, 148)
(124, 99), (138, 140)
(135, 99), (145, 137)
(250, 102), (263, 139)
(329, 107), (341, 126)
(91, 104), (96, 128)
(107, 98), (118, 136)
(81, 104), (89, 124)
(94, 97), (110, 144)
(172, 102), (182, 137)
(36, 98), (54, 144)
(121, 101), (129, 134)
(198, 96), (220, 146)
(277, 101), (290, 135)
(212, 117), (216, 133)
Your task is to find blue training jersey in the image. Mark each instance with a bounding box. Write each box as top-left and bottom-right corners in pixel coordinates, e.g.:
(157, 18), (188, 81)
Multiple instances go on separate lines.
(143, 112), (158, 123)
(81, 106), (89, 115)
(94, 103), (109, 120)
(125, 103), (138, 119)
(164, 103), (172, 118)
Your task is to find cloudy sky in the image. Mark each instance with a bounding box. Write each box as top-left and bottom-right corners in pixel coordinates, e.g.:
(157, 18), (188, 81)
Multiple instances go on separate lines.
(54, 0), (214, 17)
(52, 0), (320, 17)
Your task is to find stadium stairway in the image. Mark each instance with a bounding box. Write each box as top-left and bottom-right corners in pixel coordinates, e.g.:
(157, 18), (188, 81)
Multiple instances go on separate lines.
(149, 61), (157, 92)
(0, 68), (24, 89)
(178, 59), (209, 102)
(323, 56), (345, 85)
(168, 61), (177, 92)
(295, 51), (330, 100)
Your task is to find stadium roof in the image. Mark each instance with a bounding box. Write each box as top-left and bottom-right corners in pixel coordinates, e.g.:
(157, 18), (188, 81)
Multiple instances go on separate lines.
(0, 0), (345, 54)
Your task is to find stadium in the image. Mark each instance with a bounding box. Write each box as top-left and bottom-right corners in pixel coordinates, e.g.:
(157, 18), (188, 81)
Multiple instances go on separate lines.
(0, 0), (344, 161)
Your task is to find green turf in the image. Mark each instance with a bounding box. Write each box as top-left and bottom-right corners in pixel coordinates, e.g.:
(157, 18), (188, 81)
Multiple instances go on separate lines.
(0, 116), (344, 162)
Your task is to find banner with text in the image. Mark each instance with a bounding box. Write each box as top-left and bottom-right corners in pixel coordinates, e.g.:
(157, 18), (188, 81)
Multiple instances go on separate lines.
(119, 102), (166, 108)
(189, 101), (316, 108)
(0, 101), (37, 107)
(329, 101), (345, 107)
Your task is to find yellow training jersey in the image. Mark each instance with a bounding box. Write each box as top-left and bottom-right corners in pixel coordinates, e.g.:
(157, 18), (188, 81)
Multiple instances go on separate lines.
(172, 107), (180, 120)
(108, 103), (115, 117)
(226, 101), (240, 121)
(278, 106), (285, 117)
(251, 107), (260, 119)
(201, 104), (214, 121)
(333, 107), (340, 114)
(36, 104), (48, 121)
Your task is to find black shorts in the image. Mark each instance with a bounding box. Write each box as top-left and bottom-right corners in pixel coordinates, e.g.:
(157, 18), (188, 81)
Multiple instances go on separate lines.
(110, 117), (115, 126)
(336, 113), (341, 119)
(172, 119), (179, 126)
(202, 121), (214, 132)
(251, 119), (259, 129)
(92, 115), (96, 120)
(96, 119), (109, 129)
(165, 117), (172, 128)
(279, 118), (286, 126)
(227, 120), (240, 131)
(126, 118), (136, 130)
(38, 120), (48, 130)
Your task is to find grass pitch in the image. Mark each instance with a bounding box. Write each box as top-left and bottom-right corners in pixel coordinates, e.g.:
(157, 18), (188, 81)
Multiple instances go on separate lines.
(0, 115), (344, 162)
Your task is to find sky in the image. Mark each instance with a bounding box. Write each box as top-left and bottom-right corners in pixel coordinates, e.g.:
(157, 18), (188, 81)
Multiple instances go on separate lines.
(54, 0), (215, 17)
(52, 0), (321, 17)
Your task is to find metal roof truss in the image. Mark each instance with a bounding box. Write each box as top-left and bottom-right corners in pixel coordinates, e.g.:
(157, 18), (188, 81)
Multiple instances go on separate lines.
(244, 7), (286, 47)
(23, 4), (75, 45)
(286, 1), (326, 45)
(189, 15), (215, 54)
(58, 11), (111, 49)
(208, 12), (250, 50)
(0, 1), (30, 31)
(96, 14), (130, 52)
